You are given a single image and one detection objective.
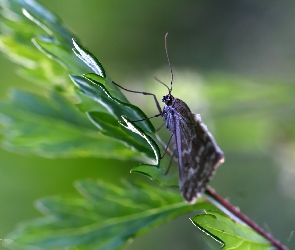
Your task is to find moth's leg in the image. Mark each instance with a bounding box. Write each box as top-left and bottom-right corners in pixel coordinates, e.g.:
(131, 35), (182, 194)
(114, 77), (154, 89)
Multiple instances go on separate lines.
(156, 121), (165, 132)
(155, 133), (174, 160)
(160, 133), (174, 159)
(131, 113), (162, 123)
(165, 149), (176, 175)
(112, 81), (162, 114)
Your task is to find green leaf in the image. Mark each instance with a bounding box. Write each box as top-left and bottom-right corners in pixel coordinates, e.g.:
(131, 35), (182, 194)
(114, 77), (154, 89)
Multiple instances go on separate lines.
(0, 0), (158, 164)
(72, 38), (106, 77)
(191, 210), (273, 249)
(0, 0), (76, 91)
(84, 73), (128, 103)
(88, 112), (154, 159)
(32, 36), (86, 75)
(4, 180), (209, 250)
(70, 73), (155, 133)
(120, 116), (161, 163)
(0, 89), (140, 159)
(20, 2), (75, 47)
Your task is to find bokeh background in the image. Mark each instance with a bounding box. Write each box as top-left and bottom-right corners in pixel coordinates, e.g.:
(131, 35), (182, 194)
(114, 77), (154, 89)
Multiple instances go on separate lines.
(1, 1), (295, 249)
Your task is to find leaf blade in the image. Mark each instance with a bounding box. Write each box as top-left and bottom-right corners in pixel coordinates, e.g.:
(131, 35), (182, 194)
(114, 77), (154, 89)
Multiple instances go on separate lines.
(191, 211), (273, 250)
(4, 180), (207, 250)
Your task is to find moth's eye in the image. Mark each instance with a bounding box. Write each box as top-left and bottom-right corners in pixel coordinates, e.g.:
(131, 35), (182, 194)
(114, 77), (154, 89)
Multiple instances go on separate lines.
(162, 96), (167, 103)
(162, 95), (173, 106)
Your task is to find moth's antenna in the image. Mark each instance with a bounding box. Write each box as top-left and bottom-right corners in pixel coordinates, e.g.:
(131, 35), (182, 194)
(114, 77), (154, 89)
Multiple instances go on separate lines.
(165, 32), (173, 94)
(154, 76), (170, 93)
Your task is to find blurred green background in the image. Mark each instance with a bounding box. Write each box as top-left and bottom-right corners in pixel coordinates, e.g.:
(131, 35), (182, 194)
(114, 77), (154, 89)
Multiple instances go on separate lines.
(1, 1), (295, 249)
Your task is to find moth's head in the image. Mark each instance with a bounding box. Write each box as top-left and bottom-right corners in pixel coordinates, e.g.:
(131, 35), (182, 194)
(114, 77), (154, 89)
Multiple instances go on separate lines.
(162, 94), (174, 106)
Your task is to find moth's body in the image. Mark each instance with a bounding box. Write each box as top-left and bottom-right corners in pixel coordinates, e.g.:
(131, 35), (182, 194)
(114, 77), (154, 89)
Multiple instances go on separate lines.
(162, 94), (224, 204)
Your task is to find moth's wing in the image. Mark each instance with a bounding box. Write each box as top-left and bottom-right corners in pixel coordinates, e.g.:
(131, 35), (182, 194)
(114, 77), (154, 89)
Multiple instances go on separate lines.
(175, 113), (224, 204)
(192, 113), (224, 168)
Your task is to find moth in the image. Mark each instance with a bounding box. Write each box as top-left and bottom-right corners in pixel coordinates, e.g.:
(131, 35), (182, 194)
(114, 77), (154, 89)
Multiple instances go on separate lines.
(113, 33), (224, 204)
(161, 91), (224, 203)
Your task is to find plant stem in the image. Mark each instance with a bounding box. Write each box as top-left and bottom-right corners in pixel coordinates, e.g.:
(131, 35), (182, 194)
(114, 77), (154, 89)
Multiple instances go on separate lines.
(205, 186), (287, 250)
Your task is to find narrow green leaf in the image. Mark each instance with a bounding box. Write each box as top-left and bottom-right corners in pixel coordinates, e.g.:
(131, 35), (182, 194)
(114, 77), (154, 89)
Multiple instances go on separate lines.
(84, 73), (128, 103)
(4, 180), (210, 250)
(87, 112), (154, 158)
(0, 89), (140, 159)
(32, 36), (87, 75)
(0, 0), (76, 92)
(120, 117), (160, 166)
(74, 89), (110, 114)
(70, 74), (155, 134)
(72, 38), (105, 77)
(21, 3), (75, 46)
(191, 211), (273, 249)
(1, 0), (158, 163)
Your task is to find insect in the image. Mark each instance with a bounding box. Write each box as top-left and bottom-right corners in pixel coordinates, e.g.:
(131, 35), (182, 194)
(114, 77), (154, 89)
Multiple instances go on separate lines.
(113, 33), (224, 204)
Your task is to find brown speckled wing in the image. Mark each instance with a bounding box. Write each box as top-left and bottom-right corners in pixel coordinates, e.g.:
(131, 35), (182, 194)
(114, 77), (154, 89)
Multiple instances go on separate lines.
(164, 98), (224, 204)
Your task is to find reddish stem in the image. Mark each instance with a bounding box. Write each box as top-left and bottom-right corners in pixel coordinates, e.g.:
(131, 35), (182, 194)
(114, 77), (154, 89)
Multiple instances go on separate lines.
(204, 187), (287, 250)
